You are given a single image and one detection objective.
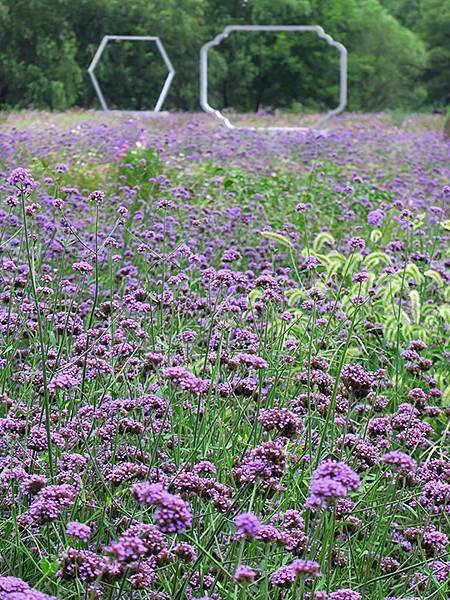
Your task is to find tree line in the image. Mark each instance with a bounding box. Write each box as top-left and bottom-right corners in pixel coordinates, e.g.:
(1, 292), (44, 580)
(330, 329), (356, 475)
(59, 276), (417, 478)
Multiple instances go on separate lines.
(0, 0), (448, 112)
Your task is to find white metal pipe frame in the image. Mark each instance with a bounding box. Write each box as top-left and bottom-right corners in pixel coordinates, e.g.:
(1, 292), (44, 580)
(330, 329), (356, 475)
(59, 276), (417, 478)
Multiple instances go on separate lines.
(88, 26), (347, 130)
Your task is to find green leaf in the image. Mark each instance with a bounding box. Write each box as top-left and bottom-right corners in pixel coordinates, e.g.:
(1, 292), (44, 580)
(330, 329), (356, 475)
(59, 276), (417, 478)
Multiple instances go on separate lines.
(39, 557), (59, 576)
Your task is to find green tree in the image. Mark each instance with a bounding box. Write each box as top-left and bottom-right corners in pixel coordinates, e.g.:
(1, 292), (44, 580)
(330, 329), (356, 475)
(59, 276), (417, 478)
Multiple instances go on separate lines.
(417, 0), (450, 104)
(380, 0), (450, 105)
(346, 0), (427, 110)
(0, 0), (437, 112)
(0, 0), (82, 109)
(378, 0), (423, 29)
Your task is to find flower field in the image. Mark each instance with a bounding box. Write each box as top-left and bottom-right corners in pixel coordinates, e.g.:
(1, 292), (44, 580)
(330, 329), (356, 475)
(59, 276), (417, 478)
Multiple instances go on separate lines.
(0, 112), (448, 599)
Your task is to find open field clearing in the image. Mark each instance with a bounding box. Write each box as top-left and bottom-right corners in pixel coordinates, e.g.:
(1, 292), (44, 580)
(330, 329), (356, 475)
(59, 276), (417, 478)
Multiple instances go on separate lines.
(0, 112), (448, 599)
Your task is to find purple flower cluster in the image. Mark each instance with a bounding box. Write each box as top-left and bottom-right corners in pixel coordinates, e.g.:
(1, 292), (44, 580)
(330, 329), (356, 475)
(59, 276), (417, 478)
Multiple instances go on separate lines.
(235, 512), (261, 539)
(131, 482), (192, 533)
(271, 559), (321, 587)
(66, 521), (91, 542)
(382, 451), (417, 474)
(306, 460), (360, 510)
(367, 209), (385, 226)
(0, 113), (448, 598)
(258, 407), (302, 437)
(7, 167), (36, 191)
(329, 589), (361, 600)
(0, 576), (55, 599)
(340, 364), (375, 398)
(234, 564), (257, 584)
(163, 366), (210, 394)
(232, 439), (287, 491)
(19, 484), (77, 528)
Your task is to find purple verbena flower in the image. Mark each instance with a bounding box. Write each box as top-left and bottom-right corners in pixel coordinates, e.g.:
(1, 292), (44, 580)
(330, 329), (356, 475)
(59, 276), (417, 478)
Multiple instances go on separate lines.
(66, 521), (91, 542)
(235, 512), (261, 539)
(367, 209), (384, 227)
(7, 168), (36, 191)
(0, 576), (55, 599)
(329, 589), (362, 600)
(234, 565), (257, 584)
(306, 460), (360, 510)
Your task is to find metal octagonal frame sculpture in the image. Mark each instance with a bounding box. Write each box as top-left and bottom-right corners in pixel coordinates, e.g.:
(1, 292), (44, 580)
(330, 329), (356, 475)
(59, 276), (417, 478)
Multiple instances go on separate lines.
(88, 35), (175, 112)
(200, 25), (347, 131)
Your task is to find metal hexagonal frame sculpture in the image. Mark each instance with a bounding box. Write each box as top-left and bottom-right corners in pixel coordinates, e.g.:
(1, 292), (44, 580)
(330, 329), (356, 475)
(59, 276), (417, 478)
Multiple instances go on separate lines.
(88, 35), (175, 112)
(200, 25), (347, 131)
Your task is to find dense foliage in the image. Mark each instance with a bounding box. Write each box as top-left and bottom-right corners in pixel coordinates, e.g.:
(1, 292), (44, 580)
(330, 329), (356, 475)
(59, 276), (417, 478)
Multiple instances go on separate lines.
(0, 111), (448, 599)
(0, 0), (447, 111)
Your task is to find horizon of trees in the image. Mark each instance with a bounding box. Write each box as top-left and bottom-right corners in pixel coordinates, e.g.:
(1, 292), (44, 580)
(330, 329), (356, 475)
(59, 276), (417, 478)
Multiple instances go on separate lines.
(0, 0), (448, 112)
